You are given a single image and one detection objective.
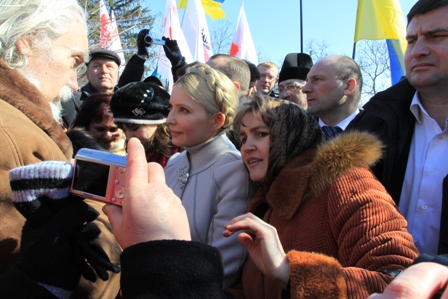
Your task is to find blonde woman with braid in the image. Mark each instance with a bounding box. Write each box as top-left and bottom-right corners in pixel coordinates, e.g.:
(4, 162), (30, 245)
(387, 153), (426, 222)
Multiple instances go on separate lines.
(164, 63), (256, 289)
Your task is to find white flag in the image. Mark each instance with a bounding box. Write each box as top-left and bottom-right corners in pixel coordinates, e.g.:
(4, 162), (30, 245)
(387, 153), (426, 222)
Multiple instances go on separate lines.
(155, 0), (193, 92)
(181, 0), (213, 62)
(99, 0), (126, 74)
(230, 2), (258, 64)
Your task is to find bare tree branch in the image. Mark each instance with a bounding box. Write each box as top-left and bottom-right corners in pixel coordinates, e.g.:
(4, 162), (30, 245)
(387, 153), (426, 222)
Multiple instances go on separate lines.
(305, 39), (333, 61)
(77, 0), (157, 84)
(354, 40), (390, 99)
(210, 19), (233, 54)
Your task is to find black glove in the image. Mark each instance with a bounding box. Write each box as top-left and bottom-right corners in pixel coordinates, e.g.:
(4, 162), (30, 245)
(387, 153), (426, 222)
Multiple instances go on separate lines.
(10, 161), (120, 291)
(162, 36), (185, 67)
(137, 29), (150, 56)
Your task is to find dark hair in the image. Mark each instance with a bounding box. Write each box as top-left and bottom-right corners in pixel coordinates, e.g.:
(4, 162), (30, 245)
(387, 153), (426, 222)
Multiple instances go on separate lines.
(66, 127), (105, 157)
(117, 122), (176, 159)
(142, 123), (176, 158)
(244, 59), (261, 83)
(233, 94), (276, 138)
(72, 92), (113, 130)
(234, 94), (322, 187)
(176, 61), (200, 81)
(407, 0), (448, 23)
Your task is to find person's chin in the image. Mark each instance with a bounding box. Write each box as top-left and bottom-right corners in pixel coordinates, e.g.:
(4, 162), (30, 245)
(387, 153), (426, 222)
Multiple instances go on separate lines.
(57, 86), (74, 103)
(250, 172), (265, 183)
(98, 80), (115, 89)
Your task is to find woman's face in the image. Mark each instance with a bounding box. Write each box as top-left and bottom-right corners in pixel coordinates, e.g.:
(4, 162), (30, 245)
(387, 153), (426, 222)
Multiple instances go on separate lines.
(88, 118), (123, 150)
(239, 112), (270, 183)
(167, 85), (219, 148)
(122, 123), (158, 143)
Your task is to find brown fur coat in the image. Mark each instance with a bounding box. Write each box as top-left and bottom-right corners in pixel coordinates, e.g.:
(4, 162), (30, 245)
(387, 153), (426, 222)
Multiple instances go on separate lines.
(225, 131), (419, 299)
(0, 59), (121, 299)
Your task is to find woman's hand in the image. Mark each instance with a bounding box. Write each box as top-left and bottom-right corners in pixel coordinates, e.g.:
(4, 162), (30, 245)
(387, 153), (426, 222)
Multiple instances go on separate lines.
(223, 213), (290, 289)
(103, 138), (191, 250)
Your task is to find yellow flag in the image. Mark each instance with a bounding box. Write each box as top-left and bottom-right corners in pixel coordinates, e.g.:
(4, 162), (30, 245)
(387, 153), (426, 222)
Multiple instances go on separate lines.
(178, 0), (226, 20)
(354, 0), (406, 42)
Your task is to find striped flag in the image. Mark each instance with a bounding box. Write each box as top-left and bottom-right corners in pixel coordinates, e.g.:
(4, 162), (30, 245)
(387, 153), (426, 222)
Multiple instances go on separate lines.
(99, 0), (126, 74)
(155, 0), (193, 92)
(354, 0), (406, 85)
(178, 0), (226, 20)
(181, 0), (213, 62)
(230, 2), (258, 64)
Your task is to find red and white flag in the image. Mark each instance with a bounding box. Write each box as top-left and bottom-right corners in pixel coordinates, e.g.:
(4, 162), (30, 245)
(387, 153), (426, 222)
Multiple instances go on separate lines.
(99, 0), (126, 74)
(155, 0), (193, 92)
(230, 2), (258, 64)
(181, 0), (213, 62)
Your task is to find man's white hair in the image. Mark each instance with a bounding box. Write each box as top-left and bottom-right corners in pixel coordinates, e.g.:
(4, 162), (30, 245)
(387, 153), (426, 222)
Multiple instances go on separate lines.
(0, 0), (86, 69)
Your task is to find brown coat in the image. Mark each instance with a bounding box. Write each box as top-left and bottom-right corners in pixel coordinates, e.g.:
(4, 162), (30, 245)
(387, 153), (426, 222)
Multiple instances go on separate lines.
(225, 132), (419, 299)
(0, 59), (121, 299)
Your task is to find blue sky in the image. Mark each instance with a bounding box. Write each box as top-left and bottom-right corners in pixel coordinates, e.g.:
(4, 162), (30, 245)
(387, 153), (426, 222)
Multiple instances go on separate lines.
(145, 0), (414, 67)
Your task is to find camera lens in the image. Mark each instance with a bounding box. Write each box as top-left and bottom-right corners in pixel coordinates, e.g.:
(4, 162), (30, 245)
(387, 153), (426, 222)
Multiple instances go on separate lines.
(144, 35), (153, 47)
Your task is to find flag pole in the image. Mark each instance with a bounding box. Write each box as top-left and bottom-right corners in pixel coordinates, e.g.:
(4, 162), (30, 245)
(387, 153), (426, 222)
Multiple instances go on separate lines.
(352, 42), (356, 59)
(300, 0), (303, 52)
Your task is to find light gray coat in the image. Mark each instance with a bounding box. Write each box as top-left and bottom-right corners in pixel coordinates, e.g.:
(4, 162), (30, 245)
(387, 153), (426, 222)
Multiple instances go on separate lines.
(165, 133), (256, 289)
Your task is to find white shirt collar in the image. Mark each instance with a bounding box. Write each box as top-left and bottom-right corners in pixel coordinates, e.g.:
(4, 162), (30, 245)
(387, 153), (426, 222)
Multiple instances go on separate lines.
(319, 109), (360, 130)
(409, 91), (427, 125)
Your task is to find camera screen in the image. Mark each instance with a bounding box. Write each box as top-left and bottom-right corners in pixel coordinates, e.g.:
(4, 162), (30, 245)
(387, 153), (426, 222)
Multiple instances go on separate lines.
(72, 160), (110, 198)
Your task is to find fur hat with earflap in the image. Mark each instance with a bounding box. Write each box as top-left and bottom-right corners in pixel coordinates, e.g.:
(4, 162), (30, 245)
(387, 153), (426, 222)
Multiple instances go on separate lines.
(110, 82), (171, 125)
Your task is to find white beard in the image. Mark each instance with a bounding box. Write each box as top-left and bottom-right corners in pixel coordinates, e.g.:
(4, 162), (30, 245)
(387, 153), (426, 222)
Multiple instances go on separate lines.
(58, 85), (74, 103)
(49, 101), (63, 124)
(50, 86), (74, 124)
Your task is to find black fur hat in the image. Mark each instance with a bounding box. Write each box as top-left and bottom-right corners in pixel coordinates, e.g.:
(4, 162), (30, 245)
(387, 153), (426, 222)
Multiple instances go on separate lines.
(110, 82), (171, 125)
(278, 53), (313, 83)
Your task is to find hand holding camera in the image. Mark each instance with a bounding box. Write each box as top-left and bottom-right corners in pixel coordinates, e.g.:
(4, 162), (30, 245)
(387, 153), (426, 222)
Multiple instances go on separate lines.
(103, 138), (191, 250)
(71, 148), (127, 206)
(144, 33), (166, 47)
(162, 36), (185, 68)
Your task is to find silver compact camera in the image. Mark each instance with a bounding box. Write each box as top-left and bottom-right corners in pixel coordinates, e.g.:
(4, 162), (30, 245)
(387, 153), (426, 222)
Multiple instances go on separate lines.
(144, 33), (166, 47)
(71, 148), (126, 206)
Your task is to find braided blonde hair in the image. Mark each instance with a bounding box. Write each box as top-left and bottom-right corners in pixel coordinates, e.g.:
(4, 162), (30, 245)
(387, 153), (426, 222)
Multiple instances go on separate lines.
(175, 63), (238, 132)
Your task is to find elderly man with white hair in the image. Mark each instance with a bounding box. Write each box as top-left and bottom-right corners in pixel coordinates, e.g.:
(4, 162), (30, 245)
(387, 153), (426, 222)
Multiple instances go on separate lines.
(0, 0), (121, 297)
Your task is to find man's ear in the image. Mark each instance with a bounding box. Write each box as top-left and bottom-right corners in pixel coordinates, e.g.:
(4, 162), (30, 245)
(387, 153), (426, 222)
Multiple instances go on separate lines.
(211, 112), (226, 131)
(16, 37), (32, 55)
(233, 81), (241, 90)
(343, 78), (357, 95)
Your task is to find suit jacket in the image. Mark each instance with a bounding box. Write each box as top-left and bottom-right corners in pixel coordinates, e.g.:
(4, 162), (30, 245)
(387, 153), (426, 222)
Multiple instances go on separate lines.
(225, 132), (419, 299)
(164, 133), (256, 289)
(0, 59), (121, 299)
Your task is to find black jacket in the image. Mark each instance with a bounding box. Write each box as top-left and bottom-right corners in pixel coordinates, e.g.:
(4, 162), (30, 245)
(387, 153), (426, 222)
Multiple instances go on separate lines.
(347, 78), (448, 254)
(0, 240), (223, 299)
(62, 54), (146, 128)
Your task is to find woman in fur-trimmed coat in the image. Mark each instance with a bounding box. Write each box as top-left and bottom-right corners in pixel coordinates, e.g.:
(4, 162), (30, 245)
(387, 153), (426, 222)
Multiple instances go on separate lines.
(223, 98), (419, 299)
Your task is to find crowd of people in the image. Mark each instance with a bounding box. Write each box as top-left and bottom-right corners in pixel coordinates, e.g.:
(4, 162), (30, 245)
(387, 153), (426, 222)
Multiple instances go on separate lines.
(0, 0), (447, 298)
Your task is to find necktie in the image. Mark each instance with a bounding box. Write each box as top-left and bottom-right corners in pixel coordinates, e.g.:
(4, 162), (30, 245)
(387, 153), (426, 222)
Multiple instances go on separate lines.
(321, 126), (342, 140)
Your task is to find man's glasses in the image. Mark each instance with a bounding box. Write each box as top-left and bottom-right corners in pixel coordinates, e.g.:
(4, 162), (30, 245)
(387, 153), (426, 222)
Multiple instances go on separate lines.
(278, 83), (305, 94)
